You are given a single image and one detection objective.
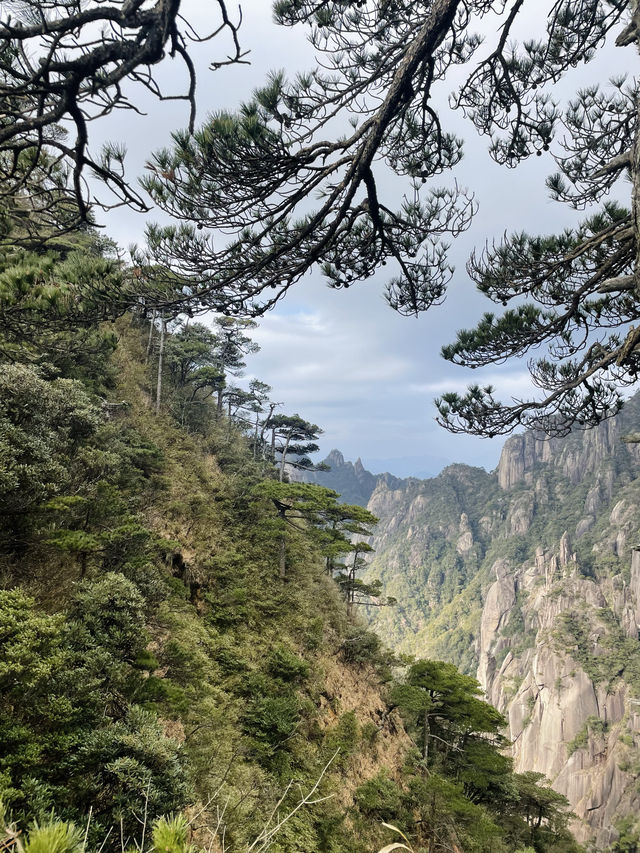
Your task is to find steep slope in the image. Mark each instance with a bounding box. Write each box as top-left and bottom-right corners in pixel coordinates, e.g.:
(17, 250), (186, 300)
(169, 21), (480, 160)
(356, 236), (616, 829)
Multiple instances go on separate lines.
(477, 412), (640, 848)
(361, 396), (640, 846)
(2, 317), (583, 853)
(0, 322), (416, 853)
(365, 464), (504, 674)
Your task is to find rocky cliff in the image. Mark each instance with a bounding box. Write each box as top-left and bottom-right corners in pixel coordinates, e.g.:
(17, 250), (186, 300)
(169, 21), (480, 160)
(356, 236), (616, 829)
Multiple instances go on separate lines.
(357, 394), (640, 847)
(478, 547), (640, 847)
(477, 408), (640, 847)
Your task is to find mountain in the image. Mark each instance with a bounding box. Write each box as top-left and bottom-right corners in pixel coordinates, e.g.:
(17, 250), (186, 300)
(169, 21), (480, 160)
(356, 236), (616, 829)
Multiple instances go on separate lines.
(291, 448), (401, 506)
(356, 396), (640, 847)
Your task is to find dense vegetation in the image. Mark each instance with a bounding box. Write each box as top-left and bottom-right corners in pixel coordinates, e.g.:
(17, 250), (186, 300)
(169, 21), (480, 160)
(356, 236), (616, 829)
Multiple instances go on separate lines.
(6, 0), (634, 845)
(0, 221), (585, 853)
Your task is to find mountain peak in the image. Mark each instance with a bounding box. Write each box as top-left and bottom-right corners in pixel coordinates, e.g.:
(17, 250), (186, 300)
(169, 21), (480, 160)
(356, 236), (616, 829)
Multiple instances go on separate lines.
(325, 449), (346, 468)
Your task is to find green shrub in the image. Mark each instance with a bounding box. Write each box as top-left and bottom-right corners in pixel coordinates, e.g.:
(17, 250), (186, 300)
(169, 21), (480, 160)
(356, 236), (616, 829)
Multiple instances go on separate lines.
(354, 773), (403, 819)
(69, 573), (147, 663)
(151, 814), (196, 853)
(23, 817), (84, 853)
(324, 711), (359, 763)
(67, 707), (190, 839)
(567, 716), (609, 757)
(268, 645), (310, 683)
(243, 695), (299, 750)
(340, 630), (382, 664)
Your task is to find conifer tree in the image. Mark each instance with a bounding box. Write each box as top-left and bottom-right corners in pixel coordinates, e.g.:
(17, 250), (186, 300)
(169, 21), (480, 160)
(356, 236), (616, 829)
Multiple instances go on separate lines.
(334, 541), (396, 616)
(142, 1), (640, 436)
(266, 413), (325, 481)
(0, 0), (244, 237)
(211, 316), (260, 416)
(321, 501), (378, 574)
(251, 480), (377, 580)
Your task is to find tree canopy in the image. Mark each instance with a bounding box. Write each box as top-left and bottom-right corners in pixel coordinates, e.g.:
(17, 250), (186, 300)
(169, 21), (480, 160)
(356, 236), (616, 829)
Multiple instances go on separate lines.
(140, 0), (640, 437)
(3, 0), (640, 439)
(0, 0), (244, 240)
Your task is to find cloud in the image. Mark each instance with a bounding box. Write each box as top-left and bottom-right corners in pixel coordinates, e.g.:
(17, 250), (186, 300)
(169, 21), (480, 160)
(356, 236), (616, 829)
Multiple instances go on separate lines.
(246, 301), (415, 421)
(253, 310), (411, 388)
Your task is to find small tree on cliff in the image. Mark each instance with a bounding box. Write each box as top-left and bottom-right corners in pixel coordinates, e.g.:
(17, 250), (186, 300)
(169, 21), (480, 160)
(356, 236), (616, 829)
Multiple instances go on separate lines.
(321, 501), (378, 575)
(211, 317), (259, 416)
(390, 660), (506, 770)
(333, 541), (396, 616)
(251, 481), (378, 581)
(266, 413), (325, 481)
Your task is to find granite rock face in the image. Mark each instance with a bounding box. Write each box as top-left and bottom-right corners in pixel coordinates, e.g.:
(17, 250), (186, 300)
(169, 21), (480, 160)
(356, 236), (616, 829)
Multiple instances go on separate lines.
(478, 547), (640, 846)
(356, 394), (640, 847)
(497, 412), (639, 491)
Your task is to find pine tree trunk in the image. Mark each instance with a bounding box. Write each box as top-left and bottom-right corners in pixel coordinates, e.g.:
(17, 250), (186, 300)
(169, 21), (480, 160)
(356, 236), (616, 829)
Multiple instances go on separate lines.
(279, 431), (292, 482)
(633, 91), (640, 287)
(347, 566), (355, 616)
(259, 404), (276, 459)
(145, 310), (156, 363)
(279, 533), (286, 579)
(423, 709), (430, 763)
(254, 413), (259, 459)
(626, 3), (640, 290)
(155, 315), (166, 415)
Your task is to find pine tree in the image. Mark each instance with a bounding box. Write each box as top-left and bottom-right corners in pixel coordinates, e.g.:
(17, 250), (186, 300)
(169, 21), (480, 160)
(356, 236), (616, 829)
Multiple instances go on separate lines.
(266, 413), (325, 481)
(141, 1), (640, 435)
(0, 0), (244, 236)
(334, 541), (396, 616)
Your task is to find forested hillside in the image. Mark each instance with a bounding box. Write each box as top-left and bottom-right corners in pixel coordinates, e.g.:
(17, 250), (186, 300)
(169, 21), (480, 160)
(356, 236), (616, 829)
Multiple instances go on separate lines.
(0, 230), (584, 853)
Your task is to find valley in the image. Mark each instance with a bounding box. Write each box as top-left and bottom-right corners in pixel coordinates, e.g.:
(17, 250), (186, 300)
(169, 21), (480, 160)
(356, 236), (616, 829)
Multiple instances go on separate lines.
(304, 398), (640, 845)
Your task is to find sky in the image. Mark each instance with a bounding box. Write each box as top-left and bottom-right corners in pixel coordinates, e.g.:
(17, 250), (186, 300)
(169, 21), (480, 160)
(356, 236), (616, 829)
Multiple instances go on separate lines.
(93, 1), (632, 478)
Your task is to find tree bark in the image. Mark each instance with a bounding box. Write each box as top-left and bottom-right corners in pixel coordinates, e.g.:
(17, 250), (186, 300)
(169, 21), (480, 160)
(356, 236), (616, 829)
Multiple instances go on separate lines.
(259, 403), (277, 457)
(155, 315), (166, 415)
(279, 532), (286, 579)
(347, 564), (356, 617)
(423, 709), (430, 763)
(279, 430), (292, 482)
(633, 82), (640, 292)
(253, 412), (259, 459)
(145, 310), (156, 363)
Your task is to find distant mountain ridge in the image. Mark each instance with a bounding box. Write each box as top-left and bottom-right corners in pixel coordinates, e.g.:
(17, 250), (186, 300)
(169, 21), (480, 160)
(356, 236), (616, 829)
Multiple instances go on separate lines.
(291, 448), (402, 506)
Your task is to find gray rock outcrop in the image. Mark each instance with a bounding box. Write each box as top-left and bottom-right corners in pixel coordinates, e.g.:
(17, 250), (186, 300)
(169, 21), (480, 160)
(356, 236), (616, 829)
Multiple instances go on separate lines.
(478, 544), (640, 846)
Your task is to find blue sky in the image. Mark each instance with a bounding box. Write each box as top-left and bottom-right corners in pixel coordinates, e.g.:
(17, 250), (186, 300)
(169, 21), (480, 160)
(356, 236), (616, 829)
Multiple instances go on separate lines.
(95, 1), (631, 478)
